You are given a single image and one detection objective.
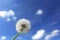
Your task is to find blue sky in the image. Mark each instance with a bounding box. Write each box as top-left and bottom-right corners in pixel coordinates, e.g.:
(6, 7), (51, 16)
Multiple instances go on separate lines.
(0, 0), (60, 40)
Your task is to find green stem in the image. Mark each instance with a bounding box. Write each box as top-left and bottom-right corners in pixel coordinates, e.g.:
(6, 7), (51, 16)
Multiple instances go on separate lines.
(12, 33), (20, 40)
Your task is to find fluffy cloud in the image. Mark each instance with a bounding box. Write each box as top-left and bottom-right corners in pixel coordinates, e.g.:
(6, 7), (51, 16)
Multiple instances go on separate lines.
(0, 9), (17, 21)
(36, 9), (43, 15)
(6, 18), (11, 21)
(45, 30), (60, 40)
(0, 36), (6, 40)
(32, 29), (60, 40)
(0, 10), (14, 18)
(32, 29), (45, 40)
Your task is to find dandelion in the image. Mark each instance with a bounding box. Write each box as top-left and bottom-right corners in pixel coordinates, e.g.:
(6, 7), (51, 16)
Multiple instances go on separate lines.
(12, 18), (31, 40)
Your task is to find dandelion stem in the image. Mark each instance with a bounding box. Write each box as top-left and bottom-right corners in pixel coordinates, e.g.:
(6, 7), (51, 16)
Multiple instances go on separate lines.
(12, 33), (20, 40)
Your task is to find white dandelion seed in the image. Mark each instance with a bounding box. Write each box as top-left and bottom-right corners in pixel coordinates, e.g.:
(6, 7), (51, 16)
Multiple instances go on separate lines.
(12, 18), (31, 40)
(16, 18), (31, 33)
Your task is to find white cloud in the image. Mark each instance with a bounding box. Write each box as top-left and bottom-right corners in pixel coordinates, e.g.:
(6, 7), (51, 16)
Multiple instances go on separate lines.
(0, 11), (7, 18)
(0, 10), (15, 18)
(45, 30), (60, 40)
(0, 9), (17, 21)
(6, 18), (11, 21)
(0, 36), (6, 40)
(7, 10), (15, 16)
(32, 29), (45, 40)
(36, 9), (43, 15)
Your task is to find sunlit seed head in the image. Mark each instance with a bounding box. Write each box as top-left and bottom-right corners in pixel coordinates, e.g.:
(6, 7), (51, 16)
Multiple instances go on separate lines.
(16, 18), (31, 33)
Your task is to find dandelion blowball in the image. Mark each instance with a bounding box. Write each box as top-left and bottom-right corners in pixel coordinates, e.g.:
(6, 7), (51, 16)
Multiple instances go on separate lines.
(16, 18), (31, 33)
